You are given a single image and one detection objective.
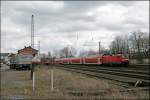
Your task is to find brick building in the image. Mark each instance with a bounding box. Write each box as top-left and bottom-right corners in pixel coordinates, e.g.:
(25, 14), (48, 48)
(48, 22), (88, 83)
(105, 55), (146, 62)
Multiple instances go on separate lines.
(18, 46), (38, 56)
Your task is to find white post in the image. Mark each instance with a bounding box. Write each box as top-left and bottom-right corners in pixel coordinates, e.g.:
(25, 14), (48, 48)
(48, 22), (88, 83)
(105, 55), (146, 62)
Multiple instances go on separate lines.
(83, 58), (85, 64)
(33, 71), (35, 93)
(51, 67), (54, 91)
(98, 58), (101, 64)
(80, 58), (81, 64)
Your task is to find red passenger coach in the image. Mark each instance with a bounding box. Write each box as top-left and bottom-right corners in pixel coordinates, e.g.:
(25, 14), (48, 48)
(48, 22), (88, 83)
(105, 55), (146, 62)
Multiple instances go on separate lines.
(70, 58), (81, 64)
(54, 55), (129, 66)
(83, 57), (100, 64)
(62, 58), (69, 64)
(55, 58), (62, 64)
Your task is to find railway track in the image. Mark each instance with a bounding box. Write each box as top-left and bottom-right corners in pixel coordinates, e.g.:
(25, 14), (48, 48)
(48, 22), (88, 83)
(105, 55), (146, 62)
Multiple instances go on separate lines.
(56, 64), (150, 87)
(66, 64), (149, 74)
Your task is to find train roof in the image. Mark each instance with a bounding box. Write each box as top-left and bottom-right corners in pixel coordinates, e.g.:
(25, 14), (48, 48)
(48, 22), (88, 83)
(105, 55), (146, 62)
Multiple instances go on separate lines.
(55, 54), (123, 60)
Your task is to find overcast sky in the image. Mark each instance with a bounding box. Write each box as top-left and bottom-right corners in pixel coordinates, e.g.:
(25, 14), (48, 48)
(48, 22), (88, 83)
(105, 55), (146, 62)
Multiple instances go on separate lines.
(1, 1), (149, 54)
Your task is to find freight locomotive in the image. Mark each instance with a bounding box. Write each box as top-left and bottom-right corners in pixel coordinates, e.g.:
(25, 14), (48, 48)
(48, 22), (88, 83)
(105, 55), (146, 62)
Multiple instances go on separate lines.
(9, 46), (38, 70)
(54, 55), (129, 66)
(10, 54), (34, 70)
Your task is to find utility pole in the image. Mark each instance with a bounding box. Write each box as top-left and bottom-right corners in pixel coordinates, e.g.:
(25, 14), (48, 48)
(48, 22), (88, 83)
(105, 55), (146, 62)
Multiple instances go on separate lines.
(30, 14), (35, 93)
(149, 31), (150, 60)
(38, 41), (40, 55)
(31, 15), (34, 49)
(99, 41), (101, 55)
(76, 32), (78, 57)
(31, 15), (34, 79)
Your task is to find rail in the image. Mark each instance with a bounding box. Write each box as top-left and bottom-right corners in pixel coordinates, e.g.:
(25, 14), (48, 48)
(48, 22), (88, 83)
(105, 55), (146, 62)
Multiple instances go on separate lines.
(56, 64), (149, 87)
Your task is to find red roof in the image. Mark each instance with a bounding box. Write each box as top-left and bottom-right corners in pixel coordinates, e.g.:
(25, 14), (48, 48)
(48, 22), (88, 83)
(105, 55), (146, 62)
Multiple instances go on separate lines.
(18, 46), (38, 55)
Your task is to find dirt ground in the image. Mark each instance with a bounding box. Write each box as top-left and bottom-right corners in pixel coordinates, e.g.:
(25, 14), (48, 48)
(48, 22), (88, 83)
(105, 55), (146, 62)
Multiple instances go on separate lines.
(0, 64), (149, 99)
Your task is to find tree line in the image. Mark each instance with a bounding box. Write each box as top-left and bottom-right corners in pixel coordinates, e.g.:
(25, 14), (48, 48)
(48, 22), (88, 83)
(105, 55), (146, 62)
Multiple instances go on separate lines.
(110, 30), (149, 60)
(46, 30), (149, 61)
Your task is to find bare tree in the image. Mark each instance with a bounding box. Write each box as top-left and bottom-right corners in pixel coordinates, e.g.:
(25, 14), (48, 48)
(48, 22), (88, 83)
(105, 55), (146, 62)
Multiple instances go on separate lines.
(129, 31), (149, 59)
(59, 47), (69, 58)
(59, 46), (77, 58)
(142, 33), (149, 57)
(53, 50), (59, 58)
(68, 46), (77, 57)
(48, 52), (51, 58)
(109, 35), (129, 56)
(109, 30), (149, 60)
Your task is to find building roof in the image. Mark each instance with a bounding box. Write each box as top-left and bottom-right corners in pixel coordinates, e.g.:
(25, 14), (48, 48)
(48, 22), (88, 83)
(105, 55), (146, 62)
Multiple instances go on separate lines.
(18, 46), (38, 55)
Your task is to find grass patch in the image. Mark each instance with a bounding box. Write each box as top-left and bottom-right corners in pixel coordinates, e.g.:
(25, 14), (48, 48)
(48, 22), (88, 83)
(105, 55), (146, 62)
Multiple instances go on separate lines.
(1, 65), (149, 99)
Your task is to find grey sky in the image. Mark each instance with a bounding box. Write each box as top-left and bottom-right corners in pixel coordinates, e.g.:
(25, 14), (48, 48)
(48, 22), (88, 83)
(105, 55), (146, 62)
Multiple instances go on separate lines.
(1, 1), (149, 54)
